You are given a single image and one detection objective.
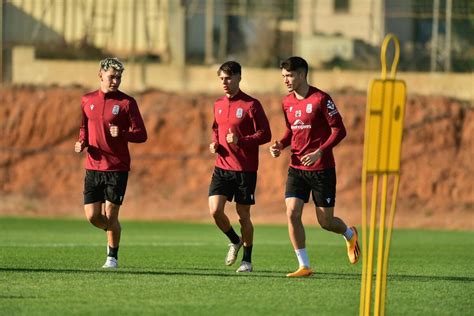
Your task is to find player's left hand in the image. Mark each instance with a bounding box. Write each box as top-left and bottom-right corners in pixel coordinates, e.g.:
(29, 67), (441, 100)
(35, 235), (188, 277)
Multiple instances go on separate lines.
(209, 142), (218, 154)
(300, 149), (323, 166)
(74, 140), (85, 153)
(226, 128), (238, 144)
(109, 124), (119, 137)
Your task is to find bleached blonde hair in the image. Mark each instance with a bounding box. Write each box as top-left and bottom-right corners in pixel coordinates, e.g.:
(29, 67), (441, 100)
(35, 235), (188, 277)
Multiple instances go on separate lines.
(99, 57), (124, 72)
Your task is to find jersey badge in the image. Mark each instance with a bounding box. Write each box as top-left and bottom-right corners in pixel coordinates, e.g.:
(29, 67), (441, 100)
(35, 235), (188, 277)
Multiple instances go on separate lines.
(236, 108), (243, 119)
(306, 104), (312, 113)
(295, 110), (302, 118)
(90, 104), (94, 110)
(112, 105), (120, 115)
(218, 109), (222, 115)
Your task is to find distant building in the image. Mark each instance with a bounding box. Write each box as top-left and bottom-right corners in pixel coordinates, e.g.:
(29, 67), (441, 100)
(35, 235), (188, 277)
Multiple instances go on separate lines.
(296, 0), (416, 67)
(1, 0), (469, 72)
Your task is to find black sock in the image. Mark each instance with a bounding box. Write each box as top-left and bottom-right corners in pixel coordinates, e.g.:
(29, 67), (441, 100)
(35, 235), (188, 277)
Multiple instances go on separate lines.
(224, 227), (241, 244)
(108, 246), (119, 259)
(242, 245), (253, 263)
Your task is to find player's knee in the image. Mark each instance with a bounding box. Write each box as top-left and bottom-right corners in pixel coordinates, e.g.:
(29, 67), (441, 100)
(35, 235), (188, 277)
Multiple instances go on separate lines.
(236, 206), (250, 220)
(238, 215), (252, 226)
(318, 218), (332, 231)
(86, 213), (102, 226)
(111, 221), (121, 231)
(209, 207), (224, 219)
(105, 215), (120, 227)
(286, 208), (301, 222)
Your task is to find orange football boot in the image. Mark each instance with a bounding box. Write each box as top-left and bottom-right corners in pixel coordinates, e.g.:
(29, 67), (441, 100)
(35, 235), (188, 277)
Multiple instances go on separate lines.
(286, 266), (313, 277)
(346, 226), (360, 264)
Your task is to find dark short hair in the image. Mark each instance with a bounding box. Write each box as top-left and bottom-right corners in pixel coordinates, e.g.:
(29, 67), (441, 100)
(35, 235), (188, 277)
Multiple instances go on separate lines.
(217, 61), (241, 76)
(280, 56), (308, 77)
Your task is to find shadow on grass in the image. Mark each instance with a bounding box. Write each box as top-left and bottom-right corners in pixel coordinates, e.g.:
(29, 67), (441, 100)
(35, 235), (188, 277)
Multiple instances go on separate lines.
(0, 267), (471, 283)
(0, 266), (352, 280)
(0, 295), (40, 299)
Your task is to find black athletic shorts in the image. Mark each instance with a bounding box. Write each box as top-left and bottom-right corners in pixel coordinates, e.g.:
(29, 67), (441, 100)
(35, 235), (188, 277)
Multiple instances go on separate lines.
(285, 167), (336, 207)
(83, 170), (129, 205)
(208, 167), (257, 205)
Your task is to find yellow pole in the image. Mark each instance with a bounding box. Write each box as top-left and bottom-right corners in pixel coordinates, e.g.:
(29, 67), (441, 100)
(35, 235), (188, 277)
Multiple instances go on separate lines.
(380, 174), (400, 315)
(360, 171), (368, 316)
(364, 173), (379, 316)
(360, 77), (375, 316)
(374, 174), (388, 315)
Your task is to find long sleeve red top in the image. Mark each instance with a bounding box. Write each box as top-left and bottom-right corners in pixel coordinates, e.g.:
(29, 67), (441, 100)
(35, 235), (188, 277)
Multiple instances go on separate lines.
(212, 90), (271, 172)
(279, 86), (346, 171)
(79, 89), (147, 171)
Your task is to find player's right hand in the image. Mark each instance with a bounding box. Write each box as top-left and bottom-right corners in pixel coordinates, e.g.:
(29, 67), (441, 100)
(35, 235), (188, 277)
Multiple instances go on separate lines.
(209, 142), (218, 154)
(269, 140), (282, 158)
(109, 124), (119, 137)
(74, 140), (85, 153)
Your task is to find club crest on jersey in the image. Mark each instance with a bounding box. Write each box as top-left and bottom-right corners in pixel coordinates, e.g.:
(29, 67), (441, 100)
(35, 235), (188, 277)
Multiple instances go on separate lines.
(90, 104), (94, 110)
(218, 109), (222, 115)
(112, 105), (120, 115)
(236, 108), (243, 118)
(306, 104), (312, 113)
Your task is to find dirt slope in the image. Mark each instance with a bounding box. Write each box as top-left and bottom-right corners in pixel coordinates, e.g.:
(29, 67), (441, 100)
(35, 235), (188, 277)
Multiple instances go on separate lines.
(1, 87), (472, 229)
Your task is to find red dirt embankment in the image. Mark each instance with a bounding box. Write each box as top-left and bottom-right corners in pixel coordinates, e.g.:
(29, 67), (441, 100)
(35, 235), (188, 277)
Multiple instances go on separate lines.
(0, 87), (472, 229)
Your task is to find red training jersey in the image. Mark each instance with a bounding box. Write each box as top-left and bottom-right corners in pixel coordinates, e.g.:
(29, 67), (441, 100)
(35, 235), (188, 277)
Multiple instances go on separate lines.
(78, 89), (147, 171)
(212, 90), (271, 172)
(280, 86), (346, 171)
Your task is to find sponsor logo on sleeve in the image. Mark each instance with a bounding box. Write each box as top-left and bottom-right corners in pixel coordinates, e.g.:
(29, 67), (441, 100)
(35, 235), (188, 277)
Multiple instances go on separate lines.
(326, 100), (339, 117)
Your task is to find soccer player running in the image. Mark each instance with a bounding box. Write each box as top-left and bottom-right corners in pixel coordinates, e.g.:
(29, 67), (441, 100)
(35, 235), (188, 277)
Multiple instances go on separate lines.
(209, 61), (271, 273)
(269, 56), (360, 277)
(75, 57), (147, 268)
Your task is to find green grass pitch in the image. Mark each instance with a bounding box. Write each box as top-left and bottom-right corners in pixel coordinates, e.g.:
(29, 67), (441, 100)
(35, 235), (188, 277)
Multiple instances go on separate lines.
(0, 217), (472, 315)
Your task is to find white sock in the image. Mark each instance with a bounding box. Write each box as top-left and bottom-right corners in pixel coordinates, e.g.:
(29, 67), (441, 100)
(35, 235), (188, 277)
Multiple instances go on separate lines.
(343, 226), (354, 241)
(295, 248), (310, 268)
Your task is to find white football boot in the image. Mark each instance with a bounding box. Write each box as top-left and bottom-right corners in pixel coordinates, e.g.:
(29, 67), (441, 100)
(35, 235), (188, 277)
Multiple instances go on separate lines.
(236, 261), (252, 273)
(102, 257), (118, 269)
(225, 240), (243, 266)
